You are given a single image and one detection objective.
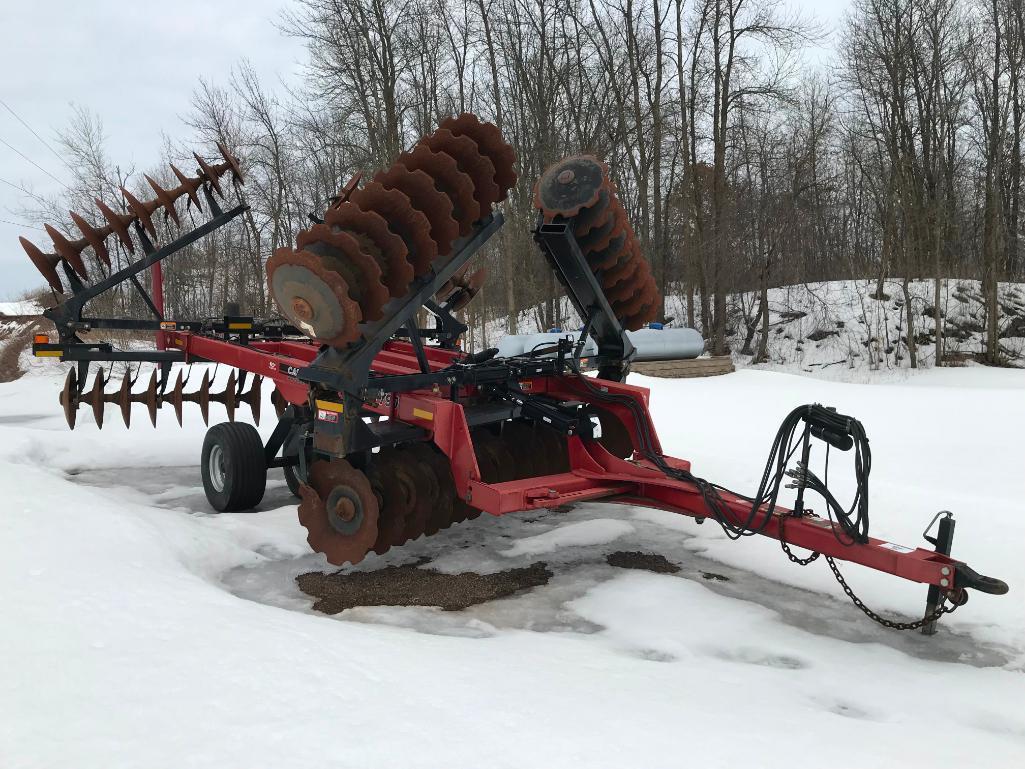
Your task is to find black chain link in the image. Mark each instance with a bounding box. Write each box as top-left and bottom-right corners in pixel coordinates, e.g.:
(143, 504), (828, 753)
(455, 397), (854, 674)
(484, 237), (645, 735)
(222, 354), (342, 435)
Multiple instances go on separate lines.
(778, 514), (959, 631)
(779, 514), (820, 565)
(824, 556), (957, 630)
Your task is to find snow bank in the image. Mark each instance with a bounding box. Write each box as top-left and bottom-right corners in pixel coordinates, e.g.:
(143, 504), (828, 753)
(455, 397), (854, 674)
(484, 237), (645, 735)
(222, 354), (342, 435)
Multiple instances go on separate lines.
(0, 299), (43, 316)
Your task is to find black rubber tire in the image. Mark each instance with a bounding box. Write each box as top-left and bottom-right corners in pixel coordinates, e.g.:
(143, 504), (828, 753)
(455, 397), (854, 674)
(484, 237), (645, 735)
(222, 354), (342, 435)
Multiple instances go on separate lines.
(201, 422), (267, 512)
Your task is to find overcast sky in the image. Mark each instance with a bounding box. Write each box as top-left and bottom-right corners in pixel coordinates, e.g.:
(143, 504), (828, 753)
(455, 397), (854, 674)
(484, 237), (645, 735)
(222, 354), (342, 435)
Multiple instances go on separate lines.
(0, 0), (848, 301)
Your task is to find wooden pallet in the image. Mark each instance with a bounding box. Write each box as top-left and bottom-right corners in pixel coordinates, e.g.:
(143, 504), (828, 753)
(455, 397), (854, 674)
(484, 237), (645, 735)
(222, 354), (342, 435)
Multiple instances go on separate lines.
(631, 356), (735, 379)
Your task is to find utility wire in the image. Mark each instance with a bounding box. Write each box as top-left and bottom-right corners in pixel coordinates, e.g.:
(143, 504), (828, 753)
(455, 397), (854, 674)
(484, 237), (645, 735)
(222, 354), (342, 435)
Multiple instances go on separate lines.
(0, 174), (50, 205)
(0, 135), (70, 190)
(0, 217), (46, 232)
(0, 98), (66, 167)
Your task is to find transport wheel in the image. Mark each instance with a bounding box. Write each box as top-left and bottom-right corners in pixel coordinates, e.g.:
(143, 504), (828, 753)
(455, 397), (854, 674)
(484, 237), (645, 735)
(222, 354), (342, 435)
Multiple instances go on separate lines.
(201, 422), (268, 512)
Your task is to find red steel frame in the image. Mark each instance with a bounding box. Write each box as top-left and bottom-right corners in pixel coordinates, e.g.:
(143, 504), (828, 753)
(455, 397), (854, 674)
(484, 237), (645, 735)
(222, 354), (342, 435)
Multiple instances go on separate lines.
(164, 329), (966, 592)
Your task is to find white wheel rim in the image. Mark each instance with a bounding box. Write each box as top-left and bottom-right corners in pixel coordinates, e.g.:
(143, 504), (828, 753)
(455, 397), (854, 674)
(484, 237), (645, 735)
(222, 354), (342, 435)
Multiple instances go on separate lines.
(209, 444), (226, 493)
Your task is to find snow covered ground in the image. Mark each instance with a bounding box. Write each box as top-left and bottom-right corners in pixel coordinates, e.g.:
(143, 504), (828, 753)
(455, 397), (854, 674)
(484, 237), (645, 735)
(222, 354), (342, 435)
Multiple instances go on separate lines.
(1, 351), (1024, 768)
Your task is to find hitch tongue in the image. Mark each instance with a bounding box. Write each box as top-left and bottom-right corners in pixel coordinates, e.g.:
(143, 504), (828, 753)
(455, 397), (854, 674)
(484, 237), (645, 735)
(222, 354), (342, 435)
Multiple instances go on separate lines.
(955, 563), (1010, 596)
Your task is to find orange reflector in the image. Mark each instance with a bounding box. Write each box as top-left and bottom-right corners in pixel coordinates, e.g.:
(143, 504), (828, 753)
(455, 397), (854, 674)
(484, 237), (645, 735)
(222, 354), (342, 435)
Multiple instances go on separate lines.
(33, 334), (49, 344)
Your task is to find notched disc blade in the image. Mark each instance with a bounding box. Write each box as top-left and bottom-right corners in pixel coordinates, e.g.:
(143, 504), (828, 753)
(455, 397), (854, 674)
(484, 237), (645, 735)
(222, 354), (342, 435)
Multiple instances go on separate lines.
(267, 248), (363, 347)
(534, 155), (609, 218)
(324, 202), (413, 297)
(349, 182), (436, 275)
(398, 144), (481, 235)
(439, 113), (517, 199)
(145, 175), (181, 227)
(421, 130), (500, 211)
(374, 165), (459, 258)
(298, 458), (379, 566)
(297, 224), (389, 322)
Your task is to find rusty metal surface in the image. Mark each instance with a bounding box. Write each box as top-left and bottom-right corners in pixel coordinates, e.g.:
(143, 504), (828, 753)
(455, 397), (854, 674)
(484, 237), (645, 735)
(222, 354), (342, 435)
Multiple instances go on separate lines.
(350, 182), (437, 275)
(422, 129), (500, 210)
(398, 144), (481, 235)
(267, 247), (363, 347)
(439, 113), (517, 199)
(298, 458), (379, 566)
(534, 155), (609, 218)
(324, 203), (413, 297)
(374, 165), (459, 258)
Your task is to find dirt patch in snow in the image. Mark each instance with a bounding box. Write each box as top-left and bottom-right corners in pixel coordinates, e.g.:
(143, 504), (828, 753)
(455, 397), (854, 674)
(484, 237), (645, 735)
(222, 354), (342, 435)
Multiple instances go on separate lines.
(297, 561), (553, 613)
(606, 551), (680, 574)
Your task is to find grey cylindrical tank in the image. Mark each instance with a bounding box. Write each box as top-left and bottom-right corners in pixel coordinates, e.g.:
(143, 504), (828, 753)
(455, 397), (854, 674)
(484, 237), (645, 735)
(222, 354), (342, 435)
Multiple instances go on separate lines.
(494, 326), (705, 361)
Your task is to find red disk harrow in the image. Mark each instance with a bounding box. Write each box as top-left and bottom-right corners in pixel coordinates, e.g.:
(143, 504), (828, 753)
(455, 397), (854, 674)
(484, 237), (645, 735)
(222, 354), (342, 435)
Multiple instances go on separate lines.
(26, 115), (1006, 634)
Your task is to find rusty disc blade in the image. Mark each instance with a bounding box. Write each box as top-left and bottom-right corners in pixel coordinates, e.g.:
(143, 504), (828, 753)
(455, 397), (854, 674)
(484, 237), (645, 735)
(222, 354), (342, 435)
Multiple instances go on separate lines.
(586, 232), (627, 272)
(59, 367), (77, 430)
(170, 164), (203, 208)
(421, 130), (500, 211)
(409, 442), (456, 535)
(388, 444), (433, 542)
(94, 198), (136, 252)
(438, 113), (517, 200)
(270, 388), (287, 420)
(572, 189), (614, 236)
(297, 224), (389, 322)
(217, 142), (244, 183)
(194, 152), (223, 197)
(121, 188), (158, 238)
(534, 155), (609, 218)
(241, 375), (262, 426)
(171, 369), (185, 426)
(622, 298), (659, 331)
(145, 175), (182, 227)
(367, 450), (413, 554)
(324, 202), (413, 297)
(135, 369), (159, 427)
(604, 250), (647, 293)
(538, 425), (570, 473)
(602, 251), (643, 293)
(398, 144), (481, 235)
(374, 165), (459, 258)
(69, 211), (111, 268)
(267, 247), (363, 347)
(450, 267), (486, 312)
(117, 375), (132, 428)
(20, 237), (63, 292)
(350, 182), (436, 276)
(198, 371), (211, 426)
(88, 367), (106, 429)
(298, 457), (379, 566)
(580, 204), (626, 254)
(224, 370), (238, 422)
(44, 224), (89, 280)
(612, 279), (654, 318)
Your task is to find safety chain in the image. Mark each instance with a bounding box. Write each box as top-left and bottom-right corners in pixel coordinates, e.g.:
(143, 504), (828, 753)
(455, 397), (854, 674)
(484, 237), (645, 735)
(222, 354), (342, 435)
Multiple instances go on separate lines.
(778, 514), (958, 631)
(824, 556), (957, 631)
(778, 515), (820, 566)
